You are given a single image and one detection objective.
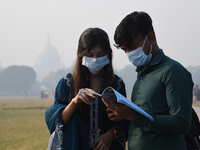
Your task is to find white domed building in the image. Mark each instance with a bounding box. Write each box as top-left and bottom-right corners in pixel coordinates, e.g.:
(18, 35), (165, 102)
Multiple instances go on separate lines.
(34, 37), (65, 81)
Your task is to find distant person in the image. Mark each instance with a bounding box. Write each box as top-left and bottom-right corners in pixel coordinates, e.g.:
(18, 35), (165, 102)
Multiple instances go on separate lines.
(102, 11), (194, 150)
(41, 90), (44, 99)
(50, 90), (54, 97)
(46, 91), (49, 98)
(24, 90), (27, 100)
(45, 28), (129, 150)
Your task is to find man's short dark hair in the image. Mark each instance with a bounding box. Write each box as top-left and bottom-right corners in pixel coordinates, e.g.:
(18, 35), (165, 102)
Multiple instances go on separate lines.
(114, 11), (155, 49)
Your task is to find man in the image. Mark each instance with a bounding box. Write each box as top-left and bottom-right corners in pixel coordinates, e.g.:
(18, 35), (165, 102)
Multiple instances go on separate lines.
(102, 11), (194, 150)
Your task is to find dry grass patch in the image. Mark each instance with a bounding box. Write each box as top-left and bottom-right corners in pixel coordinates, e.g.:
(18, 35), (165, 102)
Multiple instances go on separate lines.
(0, 96), (199, 150)
(0, 96), (54, 150)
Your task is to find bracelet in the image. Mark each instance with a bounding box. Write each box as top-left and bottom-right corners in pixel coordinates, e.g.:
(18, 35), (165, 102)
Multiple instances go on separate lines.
(109, 128), (117, 141)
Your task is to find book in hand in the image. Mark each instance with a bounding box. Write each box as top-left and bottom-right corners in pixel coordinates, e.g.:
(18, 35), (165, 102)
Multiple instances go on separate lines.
(79, 87), (154, 122)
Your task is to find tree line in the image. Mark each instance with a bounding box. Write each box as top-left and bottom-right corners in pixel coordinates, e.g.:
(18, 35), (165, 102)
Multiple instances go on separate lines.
(0, 65), (199, 96)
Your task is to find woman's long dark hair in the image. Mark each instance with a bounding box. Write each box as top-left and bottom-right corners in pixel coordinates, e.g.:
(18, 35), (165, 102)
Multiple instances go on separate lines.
(71, 28), (114, 100)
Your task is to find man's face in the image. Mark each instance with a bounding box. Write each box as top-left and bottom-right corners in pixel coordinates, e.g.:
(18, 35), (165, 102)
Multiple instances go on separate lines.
(121, 36), (149, 55)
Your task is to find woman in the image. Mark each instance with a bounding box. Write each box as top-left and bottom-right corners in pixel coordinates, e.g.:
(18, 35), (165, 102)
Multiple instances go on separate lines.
(45, 28), (129, 150)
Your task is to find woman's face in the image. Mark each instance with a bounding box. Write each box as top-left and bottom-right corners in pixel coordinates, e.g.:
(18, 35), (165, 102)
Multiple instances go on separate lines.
(84, 46), (107, 58)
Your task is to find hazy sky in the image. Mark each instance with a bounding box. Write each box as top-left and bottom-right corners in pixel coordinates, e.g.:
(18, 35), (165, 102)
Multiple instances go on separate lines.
(0, 0), (200, 71)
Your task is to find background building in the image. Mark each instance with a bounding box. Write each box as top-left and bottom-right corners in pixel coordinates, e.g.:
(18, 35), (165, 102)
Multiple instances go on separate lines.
(34, 36), (65, 81)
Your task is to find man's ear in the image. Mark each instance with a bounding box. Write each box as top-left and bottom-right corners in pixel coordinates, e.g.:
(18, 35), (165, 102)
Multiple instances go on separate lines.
(147, 32), (156, 45)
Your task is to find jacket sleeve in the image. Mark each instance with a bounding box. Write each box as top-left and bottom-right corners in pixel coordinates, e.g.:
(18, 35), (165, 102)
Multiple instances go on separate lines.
(45, 74), (72, 134)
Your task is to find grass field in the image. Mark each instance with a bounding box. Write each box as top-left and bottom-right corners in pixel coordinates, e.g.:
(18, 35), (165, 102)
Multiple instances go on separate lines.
(0, 96), (54, 150)
(0, 96), (199, 150)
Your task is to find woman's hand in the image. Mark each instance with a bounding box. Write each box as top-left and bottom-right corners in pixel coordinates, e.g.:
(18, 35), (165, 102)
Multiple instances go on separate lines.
(92, 130), (114, 150)
(72, 88), (96, 105)
(62, 88), (96, 125)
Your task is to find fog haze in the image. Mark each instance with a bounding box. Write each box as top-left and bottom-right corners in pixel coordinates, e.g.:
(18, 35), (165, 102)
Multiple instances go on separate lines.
(0, 0), (200, 72)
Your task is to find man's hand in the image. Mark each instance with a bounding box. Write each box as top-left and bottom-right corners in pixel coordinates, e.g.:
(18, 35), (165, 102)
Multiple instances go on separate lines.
(102, 96), (136, 122)
(106, 108), (124, 122)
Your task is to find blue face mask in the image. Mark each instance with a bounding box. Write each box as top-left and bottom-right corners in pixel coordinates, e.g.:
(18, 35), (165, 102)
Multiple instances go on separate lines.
(127, 36), (152, 67)
(81, 55), (110, 74)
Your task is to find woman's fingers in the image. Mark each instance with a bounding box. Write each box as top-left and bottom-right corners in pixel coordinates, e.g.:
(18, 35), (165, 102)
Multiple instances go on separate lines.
(78, 92), (89, 104)
(79, 90), (92, 105)
(78, 88), (97, 105)
(84, 88), (97, 98)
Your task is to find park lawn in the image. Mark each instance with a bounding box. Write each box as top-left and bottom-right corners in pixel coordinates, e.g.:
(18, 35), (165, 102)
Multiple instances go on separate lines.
(1, 96), (198, 150)
(0, 96), (54, 150)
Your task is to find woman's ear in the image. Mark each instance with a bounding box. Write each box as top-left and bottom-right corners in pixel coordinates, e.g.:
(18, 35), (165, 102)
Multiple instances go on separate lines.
(147, 32), (156, 45)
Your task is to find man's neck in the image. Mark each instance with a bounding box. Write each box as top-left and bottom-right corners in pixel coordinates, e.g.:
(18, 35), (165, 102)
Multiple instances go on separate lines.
(144, 44), (160, 68)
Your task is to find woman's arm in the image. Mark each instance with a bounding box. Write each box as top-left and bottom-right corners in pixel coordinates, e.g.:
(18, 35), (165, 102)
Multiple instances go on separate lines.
(62, 88), (96, 125)
(46, 75), (97, 133)
(61, 100), (78, 125)
(45, 75), (71, 134)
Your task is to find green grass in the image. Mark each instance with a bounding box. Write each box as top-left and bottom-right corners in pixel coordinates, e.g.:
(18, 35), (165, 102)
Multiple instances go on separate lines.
(0, 96), (54, 150)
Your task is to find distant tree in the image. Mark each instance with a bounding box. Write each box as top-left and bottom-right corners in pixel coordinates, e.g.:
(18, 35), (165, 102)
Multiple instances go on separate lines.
(28, 80), (41, 96)
(42, 69), (72, 90)
(115, 65), (137, 96)
(0, 65), (37, 95)
(187, 66), (200, 85)
(0, 68), (5, 74)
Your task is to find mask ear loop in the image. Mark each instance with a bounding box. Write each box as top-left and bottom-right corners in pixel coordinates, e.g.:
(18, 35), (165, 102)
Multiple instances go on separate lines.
(142, 35), (148, 48)
(149, 45), (152, 55)
(82, 56), (87, 66)
(85, 56), (88, 65)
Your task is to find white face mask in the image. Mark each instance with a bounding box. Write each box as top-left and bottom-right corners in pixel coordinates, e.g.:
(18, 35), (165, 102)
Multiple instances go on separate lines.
(81, 55), (110, 74)
(127, 36), (152, 67)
